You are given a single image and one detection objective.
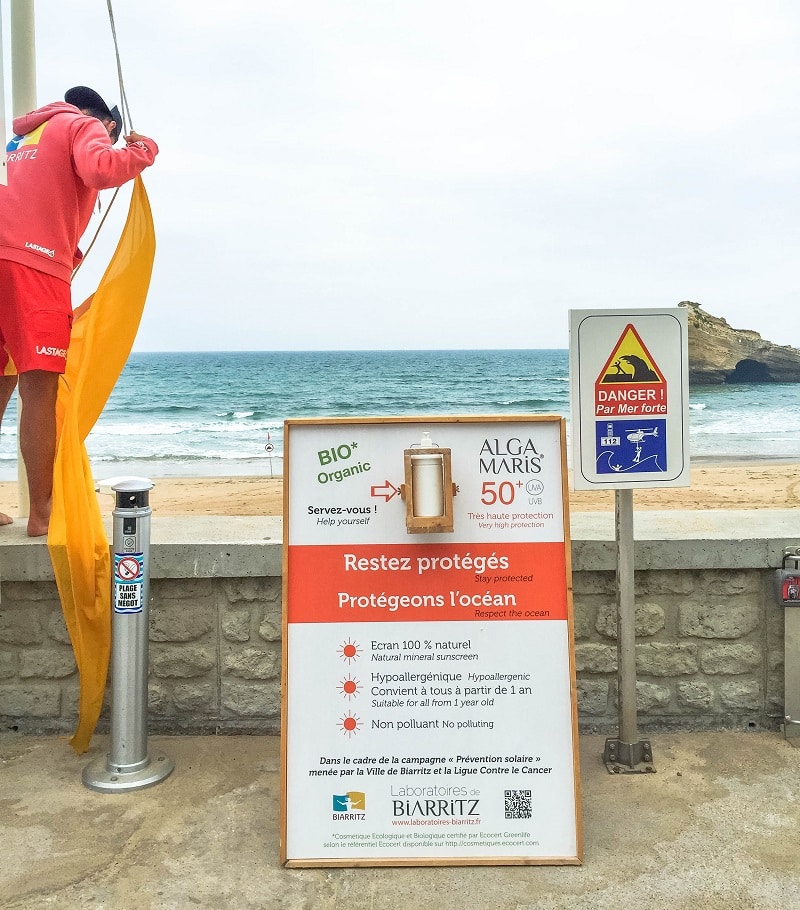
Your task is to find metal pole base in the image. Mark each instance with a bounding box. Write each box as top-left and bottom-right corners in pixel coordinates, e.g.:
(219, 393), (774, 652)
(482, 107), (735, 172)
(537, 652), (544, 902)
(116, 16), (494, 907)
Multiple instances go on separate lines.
(82, 750), (174, 793)
(784, 717), (800, 748)
(603, 737), (656, 774)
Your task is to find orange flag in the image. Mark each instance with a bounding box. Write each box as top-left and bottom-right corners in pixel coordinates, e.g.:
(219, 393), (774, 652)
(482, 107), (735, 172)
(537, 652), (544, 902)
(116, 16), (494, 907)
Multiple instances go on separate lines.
(48, 176), (156, 753)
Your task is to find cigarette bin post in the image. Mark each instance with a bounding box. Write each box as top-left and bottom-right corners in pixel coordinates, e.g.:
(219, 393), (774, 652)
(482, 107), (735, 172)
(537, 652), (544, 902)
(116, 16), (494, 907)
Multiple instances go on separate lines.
(83, 478), (174, 792)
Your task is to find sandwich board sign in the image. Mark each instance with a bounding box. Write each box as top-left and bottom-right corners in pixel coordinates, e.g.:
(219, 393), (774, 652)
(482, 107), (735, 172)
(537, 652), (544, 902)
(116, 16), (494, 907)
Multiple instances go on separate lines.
(281, 416), (582, 867)
(569, 308), (689, 490)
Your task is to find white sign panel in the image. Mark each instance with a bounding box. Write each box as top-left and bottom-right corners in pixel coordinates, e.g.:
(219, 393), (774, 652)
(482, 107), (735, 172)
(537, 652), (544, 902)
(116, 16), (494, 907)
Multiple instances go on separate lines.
(569, 308), (690, 490)
(282, 416), (581, 867)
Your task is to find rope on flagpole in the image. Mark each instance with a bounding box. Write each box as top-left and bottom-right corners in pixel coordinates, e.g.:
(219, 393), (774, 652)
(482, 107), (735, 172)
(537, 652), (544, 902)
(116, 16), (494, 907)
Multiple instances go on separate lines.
(106, 0), (133, 134)
(72, 0), (132, 277)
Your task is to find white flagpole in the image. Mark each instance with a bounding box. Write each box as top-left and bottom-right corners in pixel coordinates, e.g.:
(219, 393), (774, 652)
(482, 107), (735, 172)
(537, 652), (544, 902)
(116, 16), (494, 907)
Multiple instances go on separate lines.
(10, 0), (36, 518)
(1, 9), (7, 186)
(10, 0), (36, 116)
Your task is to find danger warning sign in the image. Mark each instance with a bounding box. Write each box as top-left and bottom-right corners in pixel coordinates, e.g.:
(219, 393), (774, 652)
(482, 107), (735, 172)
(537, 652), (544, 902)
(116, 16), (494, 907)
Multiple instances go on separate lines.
(594, 324), (667, 417)
(570, 308), (689, 490)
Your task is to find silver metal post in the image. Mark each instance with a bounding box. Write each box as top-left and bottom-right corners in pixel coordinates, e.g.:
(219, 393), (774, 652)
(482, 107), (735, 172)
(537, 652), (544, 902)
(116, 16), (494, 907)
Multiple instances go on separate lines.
(603, 489), (655, 773)
(617, 489), (637, 743)
(83, 478), (174, 792)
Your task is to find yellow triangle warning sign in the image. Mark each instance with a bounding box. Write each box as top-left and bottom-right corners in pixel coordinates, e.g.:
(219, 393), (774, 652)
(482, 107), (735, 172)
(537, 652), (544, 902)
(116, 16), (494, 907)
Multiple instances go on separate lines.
(596, 325), (665, 385)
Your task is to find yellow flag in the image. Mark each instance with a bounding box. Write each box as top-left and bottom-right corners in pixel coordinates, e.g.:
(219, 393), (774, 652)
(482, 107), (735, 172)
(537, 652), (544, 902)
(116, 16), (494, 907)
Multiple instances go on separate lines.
(48, 177), (156, 753)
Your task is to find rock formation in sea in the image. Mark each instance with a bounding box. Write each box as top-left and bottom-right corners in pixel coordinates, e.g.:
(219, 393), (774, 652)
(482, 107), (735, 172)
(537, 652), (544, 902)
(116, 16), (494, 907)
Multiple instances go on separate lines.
(681, 300), (800, 384)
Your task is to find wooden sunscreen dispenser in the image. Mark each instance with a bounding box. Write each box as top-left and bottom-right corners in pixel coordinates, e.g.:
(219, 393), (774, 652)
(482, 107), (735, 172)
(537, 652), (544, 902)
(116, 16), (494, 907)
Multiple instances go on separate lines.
(400, 432), (457, 534)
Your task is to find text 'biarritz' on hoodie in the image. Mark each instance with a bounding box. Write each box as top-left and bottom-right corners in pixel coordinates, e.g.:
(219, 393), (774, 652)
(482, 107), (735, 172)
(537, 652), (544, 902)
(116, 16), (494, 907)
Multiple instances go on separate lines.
(0, 101), (158, 283)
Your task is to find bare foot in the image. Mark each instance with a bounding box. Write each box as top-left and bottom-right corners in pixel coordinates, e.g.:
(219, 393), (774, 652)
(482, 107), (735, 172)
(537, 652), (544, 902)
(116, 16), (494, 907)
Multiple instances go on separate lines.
(0, 512), (12, 526)
(26, 518), (49, 538)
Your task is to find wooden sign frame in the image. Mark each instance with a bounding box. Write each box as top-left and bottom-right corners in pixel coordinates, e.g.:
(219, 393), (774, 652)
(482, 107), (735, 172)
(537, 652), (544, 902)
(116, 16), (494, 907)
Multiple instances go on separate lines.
(281, 415), (582, 867)
(401, 446), (456, 533)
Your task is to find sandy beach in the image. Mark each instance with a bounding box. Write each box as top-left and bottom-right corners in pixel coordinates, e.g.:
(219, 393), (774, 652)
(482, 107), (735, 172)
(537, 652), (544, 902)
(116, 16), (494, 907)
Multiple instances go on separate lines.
(1, 462), (799, 518)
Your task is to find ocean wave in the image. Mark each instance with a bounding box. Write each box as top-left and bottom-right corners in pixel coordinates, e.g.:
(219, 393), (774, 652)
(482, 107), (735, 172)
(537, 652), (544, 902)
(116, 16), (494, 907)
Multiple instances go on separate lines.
(505, 376), (559, 382)
(90, 451), (284, 463)
(105, 402), (201, 414)
(498, 399), (567, 410)
(691, 412), (799, 435)
(212, 410), (260, 419)
(91, 417), (278, 437)
(90, 422), (194, 437)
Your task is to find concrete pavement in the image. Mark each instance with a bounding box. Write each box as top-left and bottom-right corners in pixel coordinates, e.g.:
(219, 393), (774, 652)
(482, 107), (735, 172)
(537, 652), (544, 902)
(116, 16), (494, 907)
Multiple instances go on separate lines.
(2, 732), (800, 909)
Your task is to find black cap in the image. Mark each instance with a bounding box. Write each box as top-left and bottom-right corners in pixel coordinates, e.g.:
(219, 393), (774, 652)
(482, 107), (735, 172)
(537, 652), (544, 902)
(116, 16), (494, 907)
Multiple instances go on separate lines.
(64, 86), (122, 143)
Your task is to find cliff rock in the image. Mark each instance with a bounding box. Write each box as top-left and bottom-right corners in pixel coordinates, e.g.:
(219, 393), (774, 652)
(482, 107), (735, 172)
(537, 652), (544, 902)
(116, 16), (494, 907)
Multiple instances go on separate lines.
(681, 301), (800, 384)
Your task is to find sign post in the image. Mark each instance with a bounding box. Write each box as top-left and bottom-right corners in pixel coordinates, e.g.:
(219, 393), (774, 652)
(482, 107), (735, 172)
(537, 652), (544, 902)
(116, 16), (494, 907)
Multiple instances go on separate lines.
(282, 416), (581, 866)
(570, 308), (689, 773)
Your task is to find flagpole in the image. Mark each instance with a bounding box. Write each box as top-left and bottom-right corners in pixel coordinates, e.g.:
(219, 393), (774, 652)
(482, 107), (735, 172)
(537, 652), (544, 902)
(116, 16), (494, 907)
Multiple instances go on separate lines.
(9, 0), (36, 519)
(10, 0), (36, 116)
(0, 12), (7, 186)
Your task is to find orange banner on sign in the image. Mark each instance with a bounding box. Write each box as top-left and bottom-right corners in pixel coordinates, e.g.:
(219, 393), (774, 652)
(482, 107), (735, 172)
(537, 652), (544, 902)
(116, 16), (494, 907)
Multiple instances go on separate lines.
(287, 542), (568, 623)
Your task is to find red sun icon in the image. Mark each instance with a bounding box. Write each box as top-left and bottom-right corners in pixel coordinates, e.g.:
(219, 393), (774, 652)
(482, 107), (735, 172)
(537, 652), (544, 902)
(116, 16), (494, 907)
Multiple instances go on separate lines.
(338, 675), (360, 700)
(339, 712), (362, 737)
(338, 638), (362, 664)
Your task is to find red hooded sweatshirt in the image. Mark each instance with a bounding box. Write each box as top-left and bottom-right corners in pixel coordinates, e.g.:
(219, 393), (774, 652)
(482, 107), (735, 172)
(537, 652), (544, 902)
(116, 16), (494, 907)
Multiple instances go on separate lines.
(0, 101), (158, 283)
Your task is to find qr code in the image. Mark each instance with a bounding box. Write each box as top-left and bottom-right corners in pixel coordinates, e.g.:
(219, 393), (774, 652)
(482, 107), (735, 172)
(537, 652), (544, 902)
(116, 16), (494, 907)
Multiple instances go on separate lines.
(504, 789), (532, 819)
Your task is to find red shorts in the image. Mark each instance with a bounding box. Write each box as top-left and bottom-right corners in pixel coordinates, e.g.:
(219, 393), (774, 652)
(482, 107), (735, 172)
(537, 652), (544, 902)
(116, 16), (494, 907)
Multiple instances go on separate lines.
(0, 260), (72, 375)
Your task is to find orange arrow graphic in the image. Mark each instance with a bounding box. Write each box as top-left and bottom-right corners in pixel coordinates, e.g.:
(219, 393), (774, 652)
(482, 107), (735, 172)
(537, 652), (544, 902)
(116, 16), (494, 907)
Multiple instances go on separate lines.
(370, 481), (400, 501)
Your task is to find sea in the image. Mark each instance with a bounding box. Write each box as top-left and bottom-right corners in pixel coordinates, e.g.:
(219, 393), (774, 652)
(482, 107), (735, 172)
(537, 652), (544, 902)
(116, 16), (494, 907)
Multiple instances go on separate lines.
(1, 348), (798, 482)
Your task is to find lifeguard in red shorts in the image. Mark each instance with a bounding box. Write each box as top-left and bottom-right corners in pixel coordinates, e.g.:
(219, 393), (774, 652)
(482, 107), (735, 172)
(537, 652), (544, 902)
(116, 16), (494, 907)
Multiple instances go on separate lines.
(0, 86), (158, 535)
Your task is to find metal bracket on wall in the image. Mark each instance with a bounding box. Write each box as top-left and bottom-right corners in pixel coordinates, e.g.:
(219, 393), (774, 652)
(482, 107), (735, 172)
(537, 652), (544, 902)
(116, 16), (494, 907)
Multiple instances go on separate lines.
(780, 547), (800, 749)
(784, 716), (800, 749)
(603, 737), (656, 774)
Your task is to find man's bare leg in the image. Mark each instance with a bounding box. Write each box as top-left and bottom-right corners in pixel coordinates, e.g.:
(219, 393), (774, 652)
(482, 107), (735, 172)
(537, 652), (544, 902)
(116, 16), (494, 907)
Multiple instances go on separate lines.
(18, 370), (59, 537)
(0, 375), (18, 526)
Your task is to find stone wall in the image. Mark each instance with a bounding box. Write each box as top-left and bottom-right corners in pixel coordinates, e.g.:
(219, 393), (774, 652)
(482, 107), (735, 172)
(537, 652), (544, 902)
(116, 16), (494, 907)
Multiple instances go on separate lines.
(0, 575), (284, 735)
(574, 568), (783, 732)
(0, 512), (793, 736)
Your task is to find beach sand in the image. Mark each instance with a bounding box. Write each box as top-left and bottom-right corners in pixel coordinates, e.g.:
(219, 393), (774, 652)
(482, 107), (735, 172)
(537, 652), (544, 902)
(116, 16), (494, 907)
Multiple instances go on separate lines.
(1, 462), (799, 518)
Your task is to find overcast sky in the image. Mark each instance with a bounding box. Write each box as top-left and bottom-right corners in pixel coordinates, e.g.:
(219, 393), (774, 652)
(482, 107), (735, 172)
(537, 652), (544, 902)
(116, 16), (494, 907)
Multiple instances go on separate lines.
(3, 1), (800, 352)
